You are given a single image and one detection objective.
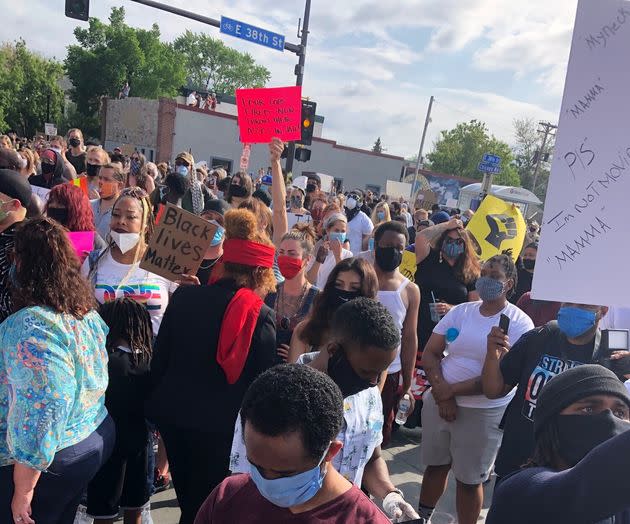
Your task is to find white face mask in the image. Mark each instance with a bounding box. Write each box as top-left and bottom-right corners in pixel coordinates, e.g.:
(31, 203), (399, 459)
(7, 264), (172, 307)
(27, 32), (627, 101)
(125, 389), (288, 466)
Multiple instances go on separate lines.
(110, 231), (141, 254)
(346, 197), (357, 210)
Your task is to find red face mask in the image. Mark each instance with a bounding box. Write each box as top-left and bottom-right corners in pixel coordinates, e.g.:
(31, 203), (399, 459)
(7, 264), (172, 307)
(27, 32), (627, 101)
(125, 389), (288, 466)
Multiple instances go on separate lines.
(277, 255), (303, 280)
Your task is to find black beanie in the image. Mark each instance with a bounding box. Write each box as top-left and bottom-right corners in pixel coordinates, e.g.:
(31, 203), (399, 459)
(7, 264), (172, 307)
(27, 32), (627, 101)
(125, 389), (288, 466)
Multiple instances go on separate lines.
(203, 198), (230, 216)
(534, 364), (630, 438)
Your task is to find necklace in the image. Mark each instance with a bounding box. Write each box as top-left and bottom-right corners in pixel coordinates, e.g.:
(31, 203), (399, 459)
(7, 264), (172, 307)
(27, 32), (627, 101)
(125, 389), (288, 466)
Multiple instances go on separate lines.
(199, 257), (220, 271)
(277, 282), (310, 330)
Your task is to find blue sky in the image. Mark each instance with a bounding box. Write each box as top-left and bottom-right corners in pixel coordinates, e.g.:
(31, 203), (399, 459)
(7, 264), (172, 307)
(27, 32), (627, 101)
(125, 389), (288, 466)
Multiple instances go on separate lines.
(0, 0), (579, 157)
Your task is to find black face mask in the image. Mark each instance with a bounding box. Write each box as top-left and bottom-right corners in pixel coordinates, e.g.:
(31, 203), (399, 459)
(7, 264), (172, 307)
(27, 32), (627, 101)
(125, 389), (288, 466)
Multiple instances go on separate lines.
(345, 206), (360, 221)
(556, 411), (630, 467)
(523, 259), (536, 271)
(375, 246), (403, 272)
(47, 207), (69, 226)
(41, 163), (56, 176)
(327, 350), (377, 398)
(306, 183), (317, 193)
(86, 163), (101, 178)
(229, 184), (248, 198)
(331, 288), (360, 310)
(68, 138), (81, 148)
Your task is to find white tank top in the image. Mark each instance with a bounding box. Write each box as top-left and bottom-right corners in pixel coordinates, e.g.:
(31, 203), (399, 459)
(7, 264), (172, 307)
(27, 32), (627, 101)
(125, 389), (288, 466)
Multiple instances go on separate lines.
(377, 278), (410, 374)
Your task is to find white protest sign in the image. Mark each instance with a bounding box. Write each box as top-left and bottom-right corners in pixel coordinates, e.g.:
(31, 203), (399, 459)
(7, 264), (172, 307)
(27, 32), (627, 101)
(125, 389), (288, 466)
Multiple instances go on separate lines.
(30, 185), (50, 203)
(385, 180), (412, 200)
(44, 123), (57, 136)
(532, 0), (630, 306)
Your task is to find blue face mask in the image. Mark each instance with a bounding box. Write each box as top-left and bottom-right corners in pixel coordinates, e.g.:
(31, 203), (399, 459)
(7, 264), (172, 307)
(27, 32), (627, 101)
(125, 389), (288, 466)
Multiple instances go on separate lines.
(210, 226), (224, 247)
(368, 237), (374, 252)
(329, 232), (346, 244)
(175, 165), (189, 177)
(442, 239), (464, 259)
(249, 445), (330, 508)
(377, 211), (385, 221)
(475, 276), (506, 302)
(557, 306), (597, 339)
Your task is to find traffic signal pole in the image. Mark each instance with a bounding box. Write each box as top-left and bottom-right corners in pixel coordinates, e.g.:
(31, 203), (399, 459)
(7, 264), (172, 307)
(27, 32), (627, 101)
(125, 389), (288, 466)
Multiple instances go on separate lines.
(285, 0), (312, 175)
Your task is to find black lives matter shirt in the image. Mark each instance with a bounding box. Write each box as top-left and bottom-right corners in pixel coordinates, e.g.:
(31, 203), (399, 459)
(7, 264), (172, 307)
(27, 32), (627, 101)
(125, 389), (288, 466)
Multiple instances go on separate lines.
(495, 321), (598, 477)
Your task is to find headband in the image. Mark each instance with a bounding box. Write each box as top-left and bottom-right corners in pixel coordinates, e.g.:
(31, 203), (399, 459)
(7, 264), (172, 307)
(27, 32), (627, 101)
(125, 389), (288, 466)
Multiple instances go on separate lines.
(222, 238), (275, 268)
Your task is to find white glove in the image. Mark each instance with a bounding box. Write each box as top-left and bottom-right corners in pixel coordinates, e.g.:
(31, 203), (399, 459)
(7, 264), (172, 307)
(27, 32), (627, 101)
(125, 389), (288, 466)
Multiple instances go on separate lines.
(383, 491), (420, 523)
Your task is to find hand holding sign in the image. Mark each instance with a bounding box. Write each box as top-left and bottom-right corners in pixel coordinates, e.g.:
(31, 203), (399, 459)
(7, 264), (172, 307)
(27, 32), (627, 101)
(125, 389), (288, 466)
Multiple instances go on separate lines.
(269, 137), (285, 162)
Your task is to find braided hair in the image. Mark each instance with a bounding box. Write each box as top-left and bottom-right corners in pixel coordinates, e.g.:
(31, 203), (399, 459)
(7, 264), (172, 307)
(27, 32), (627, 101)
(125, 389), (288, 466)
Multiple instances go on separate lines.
(486, 252), (518, 298)
(99, 297), (153, 366)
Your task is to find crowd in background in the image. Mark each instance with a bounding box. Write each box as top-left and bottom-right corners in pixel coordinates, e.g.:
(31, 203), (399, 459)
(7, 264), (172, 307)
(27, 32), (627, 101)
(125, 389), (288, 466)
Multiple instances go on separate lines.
(0, 128), (629, 524)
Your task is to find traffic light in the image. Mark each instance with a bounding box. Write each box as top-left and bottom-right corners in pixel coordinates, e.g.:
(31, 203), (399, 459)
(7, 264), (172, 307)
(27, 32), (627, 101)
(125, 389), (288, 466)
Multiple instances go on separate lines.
(65, 0), (89, 21)
(299, 100), (317, 146)
(295, 148), (311, 162)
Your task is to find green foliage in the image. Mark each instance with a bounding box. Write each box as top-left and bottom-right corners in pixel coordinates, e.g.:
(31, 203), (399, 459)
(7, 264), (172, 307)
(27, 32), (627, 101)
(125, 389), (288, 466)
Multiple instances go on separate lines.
(372, 137), (384, 154)
(173, 30), (270, 94)
(426, 120), (520, 186)
(0, 40), (64, 137)
(64, 7), (186, 116)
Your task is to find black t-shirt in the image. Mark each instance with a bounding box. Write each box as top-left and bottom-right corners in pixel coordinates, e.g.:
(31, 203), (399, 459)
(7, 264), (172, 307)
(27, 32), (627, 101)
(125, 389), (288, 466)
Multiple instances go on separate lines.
(0, 224), (16, 323)
(510, 267), (533, 304)
(196, 257), (220, 285)
(415, 248), (476, 351)
(66, 151), (87, 175)
(495, 322), (599, 476)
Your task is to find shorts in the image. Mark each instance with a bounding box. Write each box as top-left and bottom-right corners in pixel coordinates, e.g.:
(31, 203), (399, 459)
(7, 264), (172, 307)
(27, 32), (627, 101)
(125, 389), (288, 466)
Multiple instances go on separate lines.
(420, 391), (505, 485)
(87, 426), (150, 518)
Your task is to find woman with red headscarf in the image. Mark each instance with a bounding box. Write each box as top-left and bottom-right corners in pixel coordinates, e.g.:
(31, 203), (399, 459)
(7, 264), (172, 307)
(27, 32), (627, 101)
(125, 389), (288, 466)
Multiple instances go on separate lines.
(146, 208), (277, 524)
(45, 184), (107, 258)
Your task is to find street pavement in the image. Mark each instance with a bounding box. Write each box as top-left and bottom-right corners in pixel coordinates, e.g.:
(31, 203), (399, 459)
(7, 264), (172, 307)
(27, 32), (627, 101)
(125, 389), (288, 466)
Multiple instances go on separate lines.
(144, 426), (493, 523)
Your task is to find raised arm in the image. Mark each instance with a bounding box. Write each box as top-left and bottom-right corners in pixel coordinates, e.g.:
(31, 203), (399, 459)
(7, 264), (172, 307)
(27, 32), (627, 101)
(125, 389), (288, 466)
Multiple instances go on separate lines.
(269, 138), (288, 246)
(415, 218), (462, 264)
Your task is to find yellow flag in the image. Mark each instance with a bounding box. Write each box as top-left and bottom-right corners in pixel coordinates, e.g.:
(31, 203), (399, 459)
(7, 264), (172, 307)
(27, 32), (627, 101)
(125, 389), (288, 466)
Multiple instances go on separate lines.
(399, 249), (417, 283)
(465, 195), (526, 262)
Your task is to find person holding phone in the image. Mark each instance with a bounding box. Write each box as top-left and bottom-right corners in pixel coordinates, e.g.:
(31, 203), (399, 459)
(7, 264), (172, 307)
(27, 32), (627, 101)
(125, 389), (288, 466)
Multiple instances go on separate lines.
(418, 254), (533, 524)
(307, 212), (353, 289)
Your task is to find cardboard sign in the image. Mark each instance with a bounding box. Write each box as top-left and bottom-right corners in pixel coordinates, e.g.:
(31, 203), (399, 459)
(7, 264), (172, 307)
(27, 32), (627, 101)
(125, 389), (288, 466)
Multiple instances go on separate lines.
(466, 195), (526, 262)
(67, 231), (94, 260)
(236, 86), (302, 143)
(386, 180), (412, 200)
(532, 0), (630, 306)
(140, 204), (217, 281)
(44, 123), (57, 136)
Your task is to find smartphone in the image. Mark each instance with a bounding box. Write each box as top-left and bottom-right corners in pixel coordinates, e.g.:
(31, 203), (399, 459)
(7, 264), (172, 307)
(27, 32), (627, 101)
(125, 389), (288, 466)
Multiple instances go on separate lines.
(499, 314), (510, 334)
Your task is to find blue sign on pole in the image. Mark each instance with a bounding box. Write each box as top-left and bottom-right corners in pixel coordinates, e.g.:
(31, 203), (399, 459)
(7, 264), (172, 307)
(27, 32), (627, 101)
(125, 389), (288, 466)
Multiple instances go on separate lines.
(482, 153), (502, 165)
(220, 16), (285, 52)
(477, 162), (502, 174)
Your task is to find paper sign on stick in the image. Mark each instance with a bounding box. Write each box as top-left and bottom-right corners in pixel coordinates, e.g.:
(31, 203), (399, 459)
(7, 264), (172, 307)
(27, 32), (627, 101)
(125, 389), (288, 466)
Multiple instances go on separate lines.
(532, 0), (630, 306)
(236, 86), (302, 143)
(140, 204), (217, 282)
(466, 195), (526, 262)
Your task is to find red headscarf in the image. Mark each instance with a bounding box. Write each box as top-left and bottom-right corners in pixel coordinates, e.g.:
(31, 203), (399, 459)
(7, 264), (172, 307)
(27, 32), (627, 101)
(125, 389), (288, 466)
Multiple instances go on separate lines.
(216, 238), (275, 384)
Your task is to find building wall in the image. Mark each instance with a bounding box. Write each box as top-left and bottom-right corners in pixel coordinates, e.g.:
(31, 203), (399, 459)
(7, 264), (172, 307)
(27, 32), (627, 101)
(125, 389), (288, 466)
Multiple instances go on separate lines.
(172, 104), (404, 193)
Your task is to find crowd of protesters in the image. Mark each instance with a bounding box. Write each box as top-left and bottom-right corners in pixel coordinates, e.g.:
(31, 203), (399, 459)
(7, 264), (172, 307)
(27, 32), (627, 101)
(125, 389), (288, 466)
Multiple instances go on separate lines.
(0, 128), (628, 524)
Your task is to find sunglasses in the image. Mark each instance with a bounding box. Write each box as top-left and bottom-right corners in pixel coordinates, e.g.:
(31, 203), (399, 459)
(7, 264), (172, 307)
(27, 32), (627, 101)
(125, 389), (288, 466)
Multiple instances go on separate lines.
(175, 160), (190, 167)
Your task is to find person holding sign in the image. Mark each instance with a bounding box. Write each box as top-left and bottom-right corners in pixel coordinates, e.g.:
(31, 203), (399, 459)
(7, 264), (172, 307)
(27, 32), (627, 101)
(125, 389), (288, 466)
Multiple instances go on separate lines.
(146, 208), (277, 524)
(82, 187), (177, 336)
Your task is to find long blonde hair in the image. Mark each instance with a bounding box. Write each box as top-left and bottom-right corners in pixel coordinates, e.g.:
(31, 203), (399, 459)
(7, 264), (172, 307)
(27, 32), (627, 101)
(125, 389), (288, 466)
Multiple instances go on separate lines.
(371, 202), (391, 225)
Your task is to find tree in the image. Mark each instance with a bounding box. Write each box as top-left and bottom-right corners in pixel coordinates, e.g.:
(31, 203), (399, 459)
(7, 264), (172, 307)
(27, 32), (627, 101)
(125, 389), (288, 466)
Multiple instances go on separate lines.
(65, 7), (186, 118)
(426, 120), (520, 186)
(0, 40), (64, 137)
(372, 137), (384, 154)
(512, 118), (554, 202)
(173, 31), (270, 94)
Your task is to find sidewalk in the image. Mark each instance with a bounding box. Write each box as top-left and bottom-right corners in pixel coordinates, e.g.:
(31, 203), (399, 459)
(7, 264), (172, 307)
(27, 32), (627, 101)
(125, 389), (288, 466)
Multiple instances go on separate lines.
(148, 426), (493, 523)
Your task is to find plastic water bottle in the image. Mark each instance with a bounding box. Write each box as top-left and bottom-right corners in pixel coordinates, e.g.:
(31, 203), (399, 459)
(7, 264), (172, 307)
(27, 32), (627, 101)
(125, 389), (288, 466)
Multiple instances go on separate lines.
(395, 394), (412, 425)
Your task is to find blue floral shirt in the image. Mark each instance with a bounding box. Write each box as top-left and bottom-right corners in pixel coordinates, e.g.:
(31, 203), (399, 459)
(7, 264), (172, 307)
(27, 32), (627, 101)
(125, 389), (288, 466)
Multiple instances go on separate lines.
(0, 306), (109, 471)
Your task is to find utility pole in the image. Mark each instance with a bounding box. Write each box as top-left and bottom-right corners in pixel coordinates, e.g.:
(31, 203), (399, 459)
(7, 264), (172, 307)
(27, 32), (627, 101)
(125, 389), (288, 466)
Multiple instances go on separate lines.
(531, 121), (557, 192)
(285, 0), (312, 175)
(411, 95), (435, 205)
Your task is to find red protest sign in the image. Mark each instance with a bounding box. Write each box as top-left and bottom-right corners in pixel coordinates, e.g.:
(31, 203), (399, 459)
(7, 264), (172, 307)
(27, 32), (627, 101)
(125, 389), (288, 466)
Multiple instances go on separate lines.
(236, 86), (302, 143)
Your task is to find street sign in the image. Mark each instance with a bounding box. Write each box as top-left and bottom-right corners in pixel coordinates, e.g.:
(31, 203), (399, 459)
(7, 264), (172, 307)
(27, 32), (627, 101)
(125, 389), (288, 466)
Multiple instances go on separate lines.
(220, 16), (285, 52)
(482, 153), (501, 165)
(477, 162), (501, 174)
